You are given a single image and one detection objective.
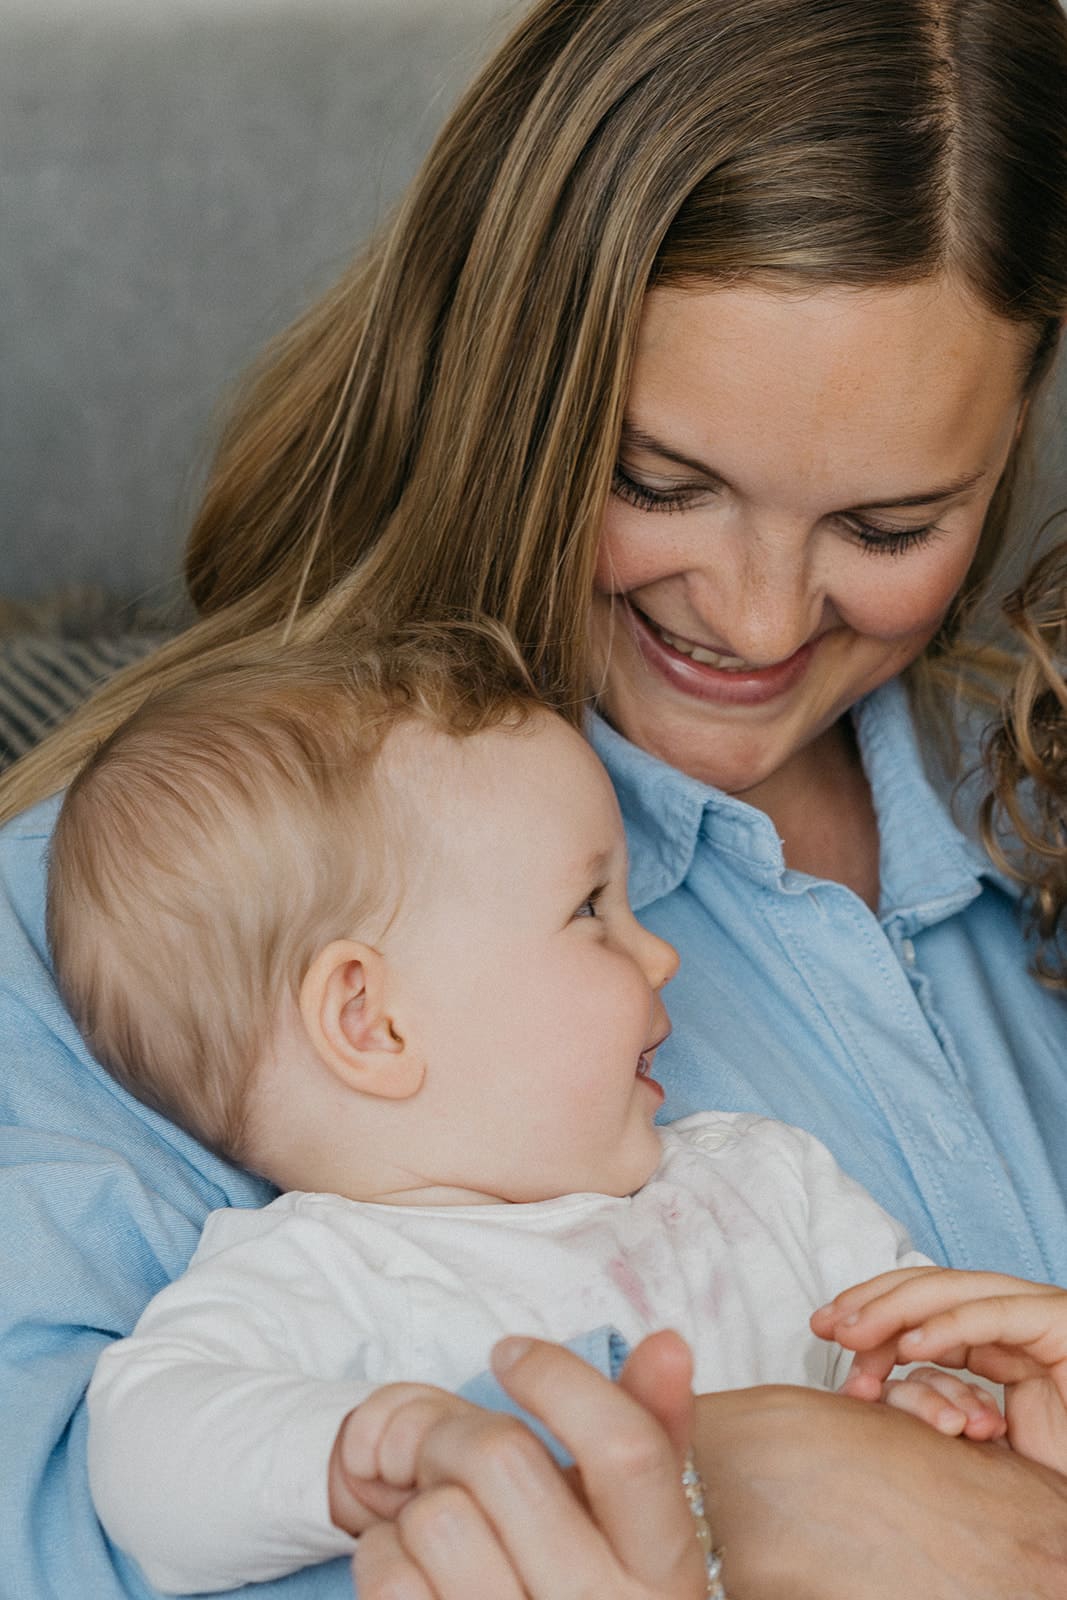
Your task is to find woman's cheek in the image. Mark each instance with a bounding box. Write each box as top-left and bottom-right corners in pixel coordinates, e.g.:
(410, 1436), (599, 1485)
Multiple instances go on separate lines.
(841, 540), (983, 642)
(594, 506), (692, 594)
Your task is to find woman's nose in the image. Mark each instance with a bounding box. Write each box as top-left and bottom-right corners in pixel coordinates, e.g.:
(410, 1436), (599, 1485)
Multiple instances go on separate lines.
(692, 533), (828, 665)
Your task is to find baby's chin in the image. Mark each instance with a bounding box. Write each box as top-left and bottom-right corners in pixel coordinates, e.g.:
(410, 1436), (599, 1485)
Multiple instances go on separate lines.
(607, 1128), (667, 1199)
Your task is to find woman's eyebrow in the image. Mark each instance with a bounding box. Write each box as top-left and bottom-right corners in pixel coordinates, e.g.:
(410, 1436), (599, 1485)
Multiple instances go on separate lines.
(621, 421), (987, 508)
(848, 470), (987, 511)
(619, 422), (723, 482)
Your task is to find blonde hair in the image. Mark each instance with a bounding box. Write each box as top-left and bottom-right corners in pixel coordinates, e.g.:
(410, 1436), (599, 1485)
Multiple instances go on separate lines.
(46, 624), (536, 1160)
(4, 0), (1067, 830)
(980, 538), (1067, 985)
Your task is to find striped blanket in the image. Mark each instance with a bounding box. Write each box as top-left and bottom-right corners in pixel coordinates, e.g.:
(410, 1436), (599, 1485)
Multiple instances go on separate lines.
(0, 635), (165, 772)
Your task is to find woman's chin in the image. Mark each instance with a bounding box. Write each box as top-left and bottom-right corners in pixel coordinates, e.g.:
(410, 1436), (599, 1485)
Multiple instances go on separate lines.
(597, 677), (812, 795)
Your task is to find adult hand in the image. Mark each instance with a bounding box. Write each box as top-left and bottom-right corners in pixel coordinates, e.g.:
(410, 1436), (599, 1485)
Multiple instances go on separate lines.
(696, 1381), (1067, 1600)
(351, 1332), (1067, 1599)
(353, 1329), (708, 1599)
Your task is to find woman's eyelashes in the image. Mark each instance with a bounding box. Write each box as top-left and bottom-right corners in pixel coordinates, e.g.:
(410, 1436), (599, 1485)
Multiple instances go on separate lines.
(612, 464), (942, 557)
(842, 516), (942, 557)
(611, 464), (705, 514)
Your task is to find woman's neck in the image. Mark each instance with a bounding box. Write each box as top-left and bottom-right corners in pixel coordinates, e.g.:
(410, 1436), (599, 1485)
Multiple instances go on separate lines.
(740, 720), (882, 910)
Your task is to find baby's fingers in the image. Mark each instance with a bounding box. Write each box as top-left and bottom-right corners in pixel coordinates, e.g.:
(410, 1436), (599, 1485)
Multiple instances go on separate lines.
(882, 1369), (1006, 1441)
(331, 1385), (466, 1533)
(336, 1386), (460, 1481)
(836, 1339), (902, 1395)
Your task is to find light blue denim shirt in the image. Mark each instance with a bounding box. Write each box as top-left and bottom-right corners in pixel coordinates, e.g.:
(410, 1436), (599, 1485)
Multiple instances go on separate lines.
(593, 676), (1067, 1281)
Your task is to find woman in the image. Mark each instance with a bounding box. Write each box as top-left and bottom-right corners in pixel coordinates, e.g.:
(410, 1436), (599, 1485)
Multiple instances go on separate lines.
(3, 0), (1067, 1595)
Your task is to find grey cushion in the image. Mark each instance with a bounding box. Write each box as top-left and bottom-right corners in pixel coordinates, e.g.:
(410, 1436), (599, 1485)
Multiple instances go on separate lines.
(2, 0), (513, 606)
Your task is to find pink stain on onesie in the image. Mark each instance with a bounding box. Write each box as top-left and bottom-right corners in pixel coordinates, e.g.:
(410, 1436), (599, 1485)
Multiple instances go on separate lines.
(606, 1255), (655, 1323)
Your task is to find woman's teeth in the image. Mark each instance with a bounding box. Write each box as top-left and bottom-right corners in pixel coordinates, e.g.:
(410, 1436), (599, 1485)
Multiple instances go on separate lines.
(654, 624), (748, 670)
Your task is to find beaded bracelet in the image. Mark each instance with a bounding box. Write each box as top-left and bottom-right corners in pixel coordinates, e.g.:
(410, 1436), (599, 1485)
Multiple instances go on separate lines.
(682, 1449), (727, 1599)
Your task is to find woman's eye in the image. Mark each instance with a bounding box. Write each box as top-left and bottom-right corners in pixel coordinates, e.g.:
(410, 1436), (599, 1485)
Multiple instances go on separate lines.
(843, 515), (940, 557)
(611, 465), (702, 514)
(613, 463), (941, 554)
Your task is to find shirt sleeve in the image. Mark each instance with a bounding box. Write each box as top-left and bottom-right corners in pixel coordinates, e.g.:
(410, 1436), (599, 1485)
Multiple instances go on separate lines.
(87, 1208), (389, 1593)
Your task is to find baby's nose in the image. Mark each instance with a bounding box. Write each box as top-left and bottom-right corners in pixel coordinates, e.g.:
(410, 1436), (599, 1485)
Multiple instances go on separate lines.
(644, 928), (680, 989)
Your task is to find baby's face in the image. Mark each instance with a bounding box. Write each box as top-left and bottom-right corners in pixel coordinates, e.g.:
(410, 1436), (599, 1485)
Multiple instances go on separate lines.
(381, 711), (678, 1202)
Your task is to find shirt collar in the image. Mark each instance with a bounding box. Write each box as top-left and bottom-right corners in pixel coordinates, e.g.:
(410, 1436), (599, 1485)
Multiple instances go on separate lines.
(589, 712), (785, 909)
(590, 714), (705, 908)
(591, 677), (1010, 929)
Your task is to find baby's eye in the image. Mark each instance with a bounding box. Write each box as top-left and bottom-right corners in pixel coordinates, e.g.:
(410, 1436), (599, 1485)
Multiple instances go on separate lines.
(574, 885), (606, 919)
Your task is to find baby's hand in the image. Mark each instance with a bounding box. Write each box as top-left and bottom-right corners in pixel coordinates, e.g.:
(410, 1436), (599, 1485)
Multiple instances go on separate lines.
(853, 1363), (1006, 1441)
(329, 1382), (474, 1536)
(811, 1265), (1067, 1472)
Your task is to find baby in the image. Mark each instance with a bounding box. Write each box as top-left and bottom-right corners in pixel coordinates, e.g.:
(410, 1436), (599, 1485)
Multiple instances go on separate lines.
(48, 628), (1066, 1595)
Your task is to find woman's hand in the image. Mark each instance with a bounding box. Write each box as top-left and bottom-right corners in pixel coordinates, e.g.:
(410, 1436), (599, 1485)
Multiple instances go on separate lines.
(352, 1329), (710, 1599)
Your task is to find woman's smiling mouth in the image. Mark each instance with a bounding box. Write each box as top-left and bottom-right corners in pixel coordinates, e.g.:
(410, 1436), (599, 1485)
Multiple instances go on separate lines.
(621, 598), (818, 707)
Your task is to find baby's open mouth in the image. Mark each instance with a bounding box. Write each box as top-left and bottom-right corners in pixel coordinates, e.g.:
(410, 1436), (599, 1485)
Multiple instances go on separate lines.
(635, 1042), (667, 1106)
(636, 1027), (670, 1078)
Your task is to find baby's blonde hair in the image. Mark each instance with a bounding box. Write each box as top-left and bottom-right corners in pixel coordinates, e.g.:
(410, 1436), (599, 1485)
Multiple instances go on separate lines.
(47, 622), (537, 1163)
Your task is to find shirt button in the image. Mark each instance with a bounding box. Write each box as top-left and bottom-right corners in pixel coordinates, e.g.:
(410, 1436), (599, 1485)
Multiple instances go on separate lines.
(900, 938), (917, 966)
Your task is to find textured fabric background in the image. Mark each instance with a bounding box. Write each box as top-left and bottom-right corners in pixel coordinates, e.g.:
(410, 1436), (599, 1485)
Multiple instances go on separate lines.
(0, 635), (164, 771)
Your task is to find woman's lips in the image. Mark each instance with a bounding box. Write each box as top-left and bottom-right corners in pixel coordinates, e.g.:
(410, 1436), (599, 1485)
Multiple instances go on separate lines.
(622, 599), (817, 707)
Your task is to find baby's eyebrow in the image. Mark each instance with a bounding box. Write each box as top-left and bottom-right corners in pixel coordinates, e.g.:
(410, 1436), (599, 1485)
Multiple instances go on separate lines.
(582, 848), (612, 882)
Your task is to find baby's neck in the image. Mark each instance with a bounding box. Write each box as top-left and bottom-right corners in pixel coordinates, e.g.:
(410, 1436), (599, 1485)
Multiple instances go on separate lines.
(256, 1141), (522, 1207)
(353, 1178), (518, 1208)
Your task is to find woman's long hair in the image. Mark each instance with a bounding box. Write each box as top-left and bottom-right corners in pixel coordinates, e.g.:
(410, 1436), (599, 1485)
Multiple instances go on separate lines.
(3, 0), (1067, 823)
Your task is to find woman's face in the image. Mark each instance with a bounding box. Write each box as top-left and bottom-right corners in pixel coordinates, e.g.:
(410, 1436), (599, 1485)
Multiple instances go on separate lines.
(593, 277), (1031, 800)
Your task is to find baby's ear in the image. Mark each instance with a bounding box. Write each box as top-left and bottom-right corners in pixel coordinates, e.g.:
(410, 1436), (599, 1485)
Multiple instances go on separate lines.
(299, 940), (424, 1100)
